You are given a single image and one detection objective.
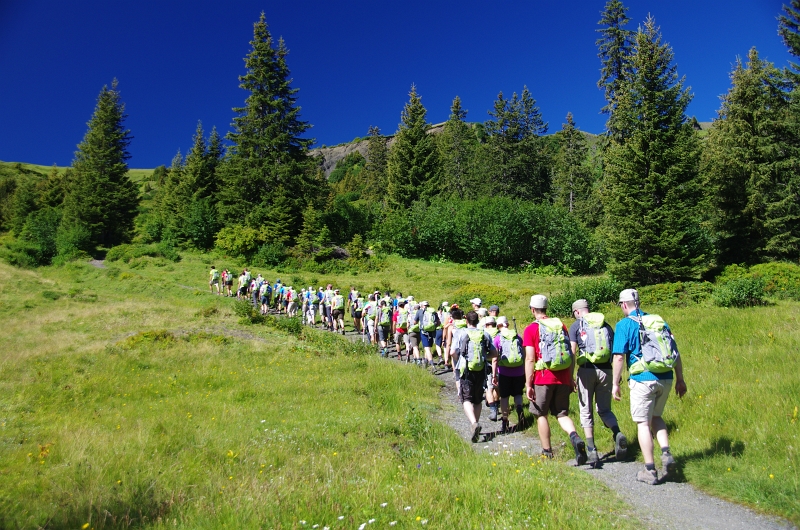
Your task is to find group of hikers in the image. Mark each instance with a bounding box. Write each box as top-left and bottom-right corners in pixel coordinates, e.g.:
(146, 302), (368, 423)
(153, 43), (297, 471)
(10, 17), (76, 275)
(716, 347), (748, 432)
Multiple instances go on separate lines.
(209, 266), (688, 485)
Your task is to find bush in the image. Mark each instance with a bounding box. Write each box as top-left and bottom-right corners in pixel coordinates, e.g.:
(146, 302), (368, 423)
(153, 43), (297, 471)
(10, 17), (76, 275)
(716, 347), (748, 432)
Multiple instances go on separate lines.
(713, 277), (767, 308)
(749, 262), (800, 300)
(20, 207), (61, 264)
(547, 278), (623, 318)
(215, 225), (266, 259)
(253, 242), (287, 267)
(106, 243), (180, 263)
(54, 223), (93, 263)
(450, 283), (512, 310)
(638, 281), (713, 307)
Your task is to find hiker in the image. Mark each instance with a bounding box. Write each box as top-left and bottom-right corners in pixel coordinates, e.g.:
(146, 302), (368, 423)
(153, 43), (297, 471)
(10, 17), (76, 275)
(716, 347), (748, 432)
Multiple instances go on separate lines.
(259, 280), (270, 315)
(419, 301), (440, 369)
(364, 294), (377, 344)
(483, 316), (501, 421)
(612, 289), (686, 485)
(352, 291), (364, 334)
(324, 284), (335, 331)
(491, 316), (526, 433)
(524, 294), (588, 463)
(238, 271), (248, 300)
(377, 299), (392, 356)
(570, 299), (627, 466)
(305, 286), (316, 326)
(209, 266), (221, 294)
(395, 299), (409, 360)
(332, 288), (345, 334)
(436, 302), (449, 367)
(451, 309), (497, 443)
(224, 269), (233, 296)
(407, 303), (423, 366)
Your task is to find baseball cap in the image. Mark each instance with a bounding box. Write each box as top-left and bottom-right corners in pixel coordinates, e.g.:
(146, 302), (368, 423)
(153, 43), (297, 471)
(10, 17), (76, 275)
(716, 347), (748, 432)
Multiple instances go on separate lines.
(572, 299), (589, 312)
(484, 316), (496, 325)
(477, 308), (488, 317)
(470, 297), (482, 306)
(441, 301), (448, 307)
(420, 301), (429, 307)
(488, 304), (499, 313)
(530, 294), (548, 309)
(407, 295), (415, 301)
(334, 288), (340, 293)
(619, 289), (639, 304)
(496, 316), (509, 326)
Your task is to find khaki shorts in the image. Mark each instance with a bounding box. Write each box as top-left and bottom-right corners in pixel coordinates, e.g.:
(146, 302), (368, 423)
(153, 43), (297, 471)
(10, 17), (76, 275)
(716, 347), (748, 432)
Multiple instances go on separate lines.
(629, 378), (673, 423)
(530, 384), (571, 418)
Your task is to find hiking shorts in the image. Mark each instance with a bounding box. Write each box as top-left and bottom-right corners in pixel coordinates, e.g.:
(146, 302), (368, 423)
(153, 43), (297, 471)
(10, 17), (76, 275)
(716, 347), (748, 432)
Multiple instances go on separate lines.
(377, 325), (391, 342)
(629, 378), (673, 423)
(530, 384), (571, 418)
(420, 331), (434, 348)
(354, 311), (362, 319)
(458, 369), (486, 404)
(577, 366), (618, 429)
(332, 309), (344, 319)
(408, 331), (420, 349)
(434, 328), (443, 347)
(287, 302), (296, 313)
(367, 319), (375, 336)
(394, 330), (407, 343)
(498, 374), (526, 399)
(261, 296), (268, 304)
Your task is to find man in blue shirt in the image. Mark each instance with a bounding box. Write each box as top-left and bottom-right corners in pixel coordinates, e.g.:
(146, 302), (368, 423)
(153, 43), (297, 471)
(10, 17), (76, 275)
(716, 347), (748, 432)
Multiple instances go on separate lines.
(612, 289), (687, 485)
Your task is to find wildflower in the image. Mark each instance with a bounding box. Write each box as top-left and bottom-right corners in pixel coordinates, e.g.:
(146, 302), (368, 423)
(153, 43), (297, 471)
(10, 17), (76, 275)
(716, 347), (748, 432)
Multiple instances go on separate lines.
(369, 519), (376, 524)
(82, 524), (90, 529)
(421, 520), (428, 525)
(299, 521), (306, 525)
(770, 474), (774, 479)
(338, 516), (345, 520)
(380, 503), (388, 507)
(416, 516), (421, 521)
(359, 524), (367, 530)
(389, 522), (397, 527)
(404, 506), (411, 511)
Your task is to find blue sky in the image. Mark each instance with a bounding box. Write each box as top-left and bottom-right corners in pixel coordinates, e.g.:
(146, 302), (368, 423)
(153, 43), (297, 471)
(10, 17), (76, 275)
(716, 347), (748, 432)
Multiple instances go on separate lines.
(0, 0), (792, 169)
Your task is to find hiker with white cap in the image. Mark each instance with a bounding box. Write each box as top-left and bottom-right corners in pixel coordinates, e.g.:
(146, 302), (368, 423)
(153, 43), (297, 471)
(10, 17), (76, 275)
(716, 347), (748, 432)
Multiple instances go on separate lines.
(524, 294), (588, 463)
(613, 288), (686, 485)
(419, 301), (440, 369)
(331, 288), (346, 334)
(483, 315), (501, 421)
(491, 315), (526, 433)
(305, 286), (316, 326)
(570, 298), (628, 466)
(439, 302), (453, 370)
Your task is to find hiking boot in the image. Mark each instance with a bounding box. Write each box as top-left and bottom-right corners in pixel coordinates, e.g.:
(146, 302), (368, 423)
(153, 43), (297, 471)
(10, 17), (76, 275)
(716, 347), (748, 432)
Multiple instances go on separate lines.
(661, 452), (677, 475)
(516, 405), (525, 426)
(488, 404), (499, 421)
(587, 449), (600, 468)
(471, 423), (482, 443)
(573, 439), (588, 466)
(636, 468), (659, 485)
(541, 450), (554, 460)
(342, 329), (346, 336)
(615, 433), (628, 461)
(501, 418), (510, 434)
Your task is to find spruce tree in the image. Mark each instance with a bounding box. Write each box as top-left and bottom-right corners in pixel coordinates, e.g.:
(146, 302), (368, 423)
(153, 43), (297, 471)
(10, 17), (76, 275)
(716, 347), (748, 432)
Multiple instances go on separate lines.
(438, 96), (479, 200)
(216, 13), (314, 235)
(552, 113), (595, 220)
(61, 79), (139, 248)
(362, 126), (389, 204)
(183, 121), (208, 200)
(780, 0), (800, 84)
(483, 87), (549, 199)
(157, 150), (185, 240)
(600, 17), (704, 284)
(702, 48), (799, 264)
(596, 0), (634, 139)
(386, 85), (439, 209)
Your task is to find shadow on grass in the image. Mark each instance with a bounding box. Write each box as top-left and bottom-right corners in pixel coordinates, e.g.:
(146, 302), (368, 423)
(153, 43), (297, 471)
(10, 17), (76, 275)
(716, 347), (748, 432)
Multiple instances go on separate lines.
(667, 436), (746, 483)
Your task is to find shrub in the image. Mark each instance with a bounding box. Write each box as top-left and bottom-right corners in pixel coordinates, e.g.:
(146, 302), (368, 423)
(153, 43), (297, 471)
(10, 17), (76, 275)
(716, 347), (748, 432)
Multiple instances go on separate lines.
(215, 225), (265, 259)
(638, 281), (713, 307)
(450, 283), (512, 310)
(54, 223), (92, 263)
(749, 262), (800, 300)
(253, 242), (287, 267)
(547, 278), (623, 318)
(106, 243), (180, 263)
(713, 277), (767, 308)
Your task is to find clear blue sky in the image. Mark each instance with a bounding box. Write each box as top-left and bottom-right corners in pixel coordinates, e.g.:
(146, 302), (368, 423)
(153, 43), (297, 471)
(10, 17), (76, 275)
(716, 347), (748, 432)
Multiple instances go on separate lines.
(0, 0), (792, 169)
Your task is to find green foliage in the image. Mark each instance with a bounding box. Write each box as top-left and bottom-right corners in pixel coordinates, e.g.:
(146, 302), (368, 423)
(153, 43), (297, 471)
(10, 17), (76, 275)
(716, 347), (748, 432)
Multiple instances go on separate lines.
(53, 223), (93, 264)
(750, 262), (800, 300)
(552, 113), (598, 225)
(596, 0), (633, 138)
(437, 96), (480, 200)
(779, 0), (800, 83)
(361, 126), (389, 203)
(19, 207), (61, 264)
(546, 277), (623, 318)
(105, 243), (180, 264)
(215, 225), (266, 259)
(61, 79), (139, 249)
(713, 276), (767, 308)
(253, 241), (287, 267)
(184, 197), (220, 250)
(328, 151), (365, 184)
(638, 281), (713, 307)
(450, 283), (512, 309)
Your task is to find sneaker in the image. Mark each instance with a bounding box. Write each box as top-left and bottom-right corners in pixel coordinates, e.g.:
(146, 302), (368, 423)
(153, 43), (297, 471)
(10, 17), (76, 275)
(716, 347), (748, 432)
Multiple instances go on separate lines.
(636, 468), (659, 485)
(587, 449), (600, 468)
(471, 423), (482, 443)
(488, 404), (499, 422)
(661, 452), (677, 475)
(615, 433), (628, 461)
(574, 439), (588, 466)
(501, 418), (510, 434)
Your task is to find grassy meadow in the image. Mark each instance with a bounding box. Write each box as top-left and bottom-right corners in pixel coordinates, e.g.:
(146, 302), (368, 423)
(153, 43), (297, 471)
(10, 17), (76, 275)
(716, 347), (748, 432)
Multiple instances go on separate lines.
(0, 251), (798, 527)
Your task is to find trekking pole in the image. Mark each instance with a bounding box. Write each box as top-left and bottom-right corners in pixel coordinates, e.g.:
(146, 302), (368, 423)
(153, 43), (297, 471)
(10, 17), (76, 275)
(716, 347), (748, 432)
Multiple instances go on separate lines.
(512, 317), (518, 337)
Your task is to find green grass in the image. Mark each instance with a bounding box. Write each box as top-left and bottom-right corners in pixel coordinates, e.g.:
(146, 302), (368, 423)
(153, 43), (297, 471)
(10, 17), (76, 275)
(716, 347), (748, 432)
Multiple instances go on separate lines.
(0, 254), (637, 529)
(0, 160), (154, 182)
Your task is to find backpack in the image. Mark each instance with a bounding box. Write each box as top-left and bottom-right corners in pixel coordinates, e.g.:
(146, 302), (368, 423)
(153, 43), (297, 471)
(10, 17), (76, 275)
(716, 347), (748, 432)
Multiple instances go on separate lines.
(576, 313), (612, 365)
(211, 269), (220, 280)
(498, 328), (524, 368)
(409, 310), (421, 333)
(534, 318), (572, 372)
(459, 329), (487, 376)
(396, 308), (408, 329)
(421, 308), (439, 332)
(379, 307), (391, 326)
(365, 302), (376, 320)
(628, 314), (679, 374)
(333, 294), (344, 309)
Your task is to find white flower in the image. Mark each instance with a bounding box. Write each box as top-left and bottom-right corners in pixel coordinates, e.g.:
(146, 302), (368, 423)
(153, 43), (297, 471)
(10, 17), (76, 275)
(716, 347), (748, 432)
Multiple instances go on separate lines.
(261, 420), (266, 423)
(312, 526), (318, 529)
(369, 519), (376, 524)
(359, 524), (366, 530)
(380, 503), (388, 508)
(421, 520), (428, 525)
(338, 516), (345, 520)
(404, 506), (411, 511)
(389, 522), (397, 527)
(299, 521), (306, 526)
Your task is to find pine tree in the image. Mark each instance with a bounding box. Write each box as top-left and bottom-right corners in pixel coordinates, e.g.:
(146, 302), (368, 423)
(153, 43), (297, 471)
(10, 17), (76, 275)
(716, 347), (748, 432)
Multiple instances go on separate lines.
(39, 164), (66, 208)
(438, 96), (478, 200)
(552, 113), (595, 221)
(294, 203), (325, 256)
(596, 0), (634, 139)
(386, 85), (439, 208)
(362, 126), (389, 204)
(780, 0), (800, 84)
(483, 87), (549, 199)
(600, 17), (704, 284)
(10, 176), (38, 236)
(216, 13), (314, 235)
(203, 126), (224, 198)
(702, 48), (800, 264)
(61, 79), (139, 248)
(183, 121), (208, 200)
(158, 150), (185, 240)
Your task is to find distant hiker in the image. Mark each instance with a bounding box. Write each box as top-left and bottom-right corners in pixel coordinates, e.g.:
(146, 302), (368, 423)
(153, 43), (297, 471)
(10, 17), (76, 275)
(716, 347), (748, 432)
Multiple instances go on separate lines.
(209, 266), (221, 294)
(395, 299), (409, 360)
(332, 288), (345, 334)
(570, 299), (627, 466)
(364, 294), (377, 344)
(524, 294), (588, 463)
(224, 269), (233, 296)
(483, 316), (501, 421)
(305, 286), (316, 326)
(259, 280), (270, 315)
(419, 301), (440, 369)
(407, 303), (422, 366)
(377, 299), (392, 357)
(352, 291), (364, 334)
(451, 309), (497, 443)
(238, 272), (248, 300)
(436, 302), (450, 368)
(491, 316), (526, 433)
(612, 289), (686, 485)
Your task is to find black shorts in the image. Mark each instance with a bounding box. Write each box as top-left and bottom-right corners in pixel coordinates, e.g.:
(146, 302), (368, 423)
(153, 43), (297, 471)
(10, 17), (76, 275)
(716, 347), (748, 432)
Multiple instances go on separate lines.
(498, 374), (526, 399)
(332, 309), (344, 319)
(354, 311), (362, 319)
(458, 369), (486, 404)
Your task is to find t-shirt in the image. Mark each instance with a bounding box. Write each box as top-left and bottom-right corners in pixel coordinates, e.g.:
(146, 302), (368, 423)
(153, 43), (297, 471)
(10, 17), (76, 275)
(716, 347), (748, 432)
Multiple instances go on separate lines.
(613, 309), (674, 382)
(568, 318), (614, 370)
(522, 321), (572, 386)
(493, 333), (526, 377)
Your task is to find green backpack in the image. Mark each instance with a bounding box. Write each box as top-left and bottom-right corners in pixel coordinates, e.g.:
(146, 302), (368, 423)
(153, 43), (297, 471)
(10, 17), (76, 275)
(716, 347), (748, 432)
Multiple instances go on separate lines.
(379, 307), (391, 326)
(421, 308), (439, 332)
(629, 314), (679, 374)
(534, 318), (572, 372)
(576, 313), (611, 365)
(498, 328), (524, 368)
(458, 329), (487, 376)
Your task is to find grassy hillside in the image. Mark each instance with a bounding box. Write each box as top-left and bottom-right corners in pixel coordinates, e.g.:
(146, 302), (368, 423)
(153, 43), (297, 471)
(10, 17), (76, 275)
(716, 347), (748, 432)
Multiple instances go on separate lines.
(0, 160), (154, 182)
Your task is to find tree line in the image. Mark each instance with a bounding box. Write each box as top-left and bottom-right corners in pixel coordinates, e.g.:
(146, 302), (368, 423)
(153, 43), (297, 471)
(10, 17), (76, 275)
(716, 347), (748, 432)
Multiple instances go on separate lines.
(2, 2), (800, 285)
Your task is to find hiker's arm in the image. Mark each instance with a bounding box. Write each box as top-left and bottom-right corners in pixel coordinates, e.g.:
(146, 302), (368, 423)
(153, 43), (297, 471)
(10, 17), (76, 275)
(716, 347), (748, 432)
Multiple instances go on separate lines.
(525, 345), (536, 401)
(612, 354), (624, 401)
(674, 355), (687, 398)
(491, 356), (498, 386)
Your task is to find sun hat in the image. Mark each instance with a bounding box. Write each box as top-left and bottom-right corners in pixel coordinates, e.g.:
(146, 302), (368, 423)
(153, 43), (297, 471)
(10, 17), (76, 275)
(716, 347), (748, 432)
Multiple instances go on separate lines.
(530, 294), (548, 309)
(572, 299), (589, 312)
(619, 289), (639, 304)
(469, 297), (482, 306)
(496, 316), (509, 326)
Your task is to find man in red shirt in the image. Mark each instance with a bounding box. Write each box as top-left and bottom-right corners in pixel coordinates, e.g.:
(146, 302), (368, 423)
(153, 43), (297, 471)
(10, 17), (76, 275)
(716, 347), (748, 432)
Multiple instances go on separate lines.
(524, 294), (588, 463)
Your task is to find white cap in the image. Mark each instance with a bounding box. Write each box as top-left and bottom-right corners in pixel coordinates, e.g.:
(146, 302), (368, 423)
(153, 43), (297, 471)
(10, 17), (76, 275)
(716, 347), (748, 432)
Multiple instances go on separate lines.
(477, 308), (488, 317)
(408, 295), (415, 301)
(484, 316), (496, 325)
(470, 297), (482, 306)
(497, 316), (509, 326)
(530, 294), (548, 309)
(619, 289), (639, 303)
(420, 301), (429, 307)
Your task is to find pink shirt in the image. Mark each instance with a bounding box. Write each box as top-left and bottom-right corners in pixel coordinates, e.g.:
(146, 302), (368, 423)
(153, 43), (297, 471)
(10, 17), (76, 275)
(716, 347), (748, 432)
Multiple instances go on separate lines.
(522, 321), (572, 386)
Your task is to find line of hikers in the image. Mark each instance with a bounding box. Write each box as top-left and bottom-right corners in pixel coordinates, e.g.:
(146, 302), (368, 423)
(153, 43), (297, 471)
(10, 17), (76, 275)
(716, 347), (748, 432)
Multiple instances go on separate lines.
(208, 266), (687, 485)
